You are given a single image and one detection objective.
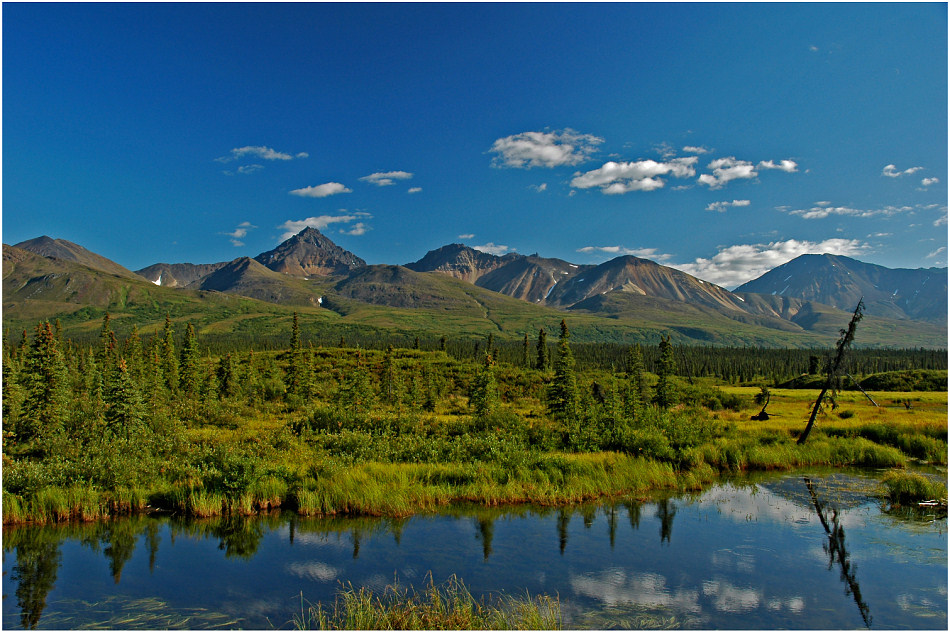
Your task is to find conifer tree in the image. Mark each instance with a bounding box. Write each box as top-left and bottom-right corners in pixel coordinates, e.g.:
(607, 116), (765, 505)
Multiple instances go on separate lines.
(547, 320), (578, 419)
(19, 322), (70, 444)
(379, 345), (401, 407)
(536, 328), (548, 370)
(122, 325), (146, 388)
(105, 358), (145, 440)
(286, 312), (311, 402)
(653, 335), (677, 409)
(522, 333), (530, 368)
(217, 352), (239, 399)
(624, 344), (646, 419)
(336, 349), (375, 412)
(160, 314), (178, 392)
(469, 353), (499, 418)
(178, 322), (201, 396)
(3, 333), (24, 427)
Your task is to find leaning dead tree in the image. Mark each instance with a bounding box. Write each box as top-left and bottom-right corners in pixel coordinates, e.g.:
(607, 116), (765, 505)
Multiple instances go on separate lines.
(798, 299), (864, 445)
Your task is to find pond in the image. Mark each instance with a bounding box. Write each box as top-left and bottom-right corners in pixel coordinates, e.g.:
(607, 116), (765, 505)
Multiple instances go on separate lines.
(3, 470), (946, 629)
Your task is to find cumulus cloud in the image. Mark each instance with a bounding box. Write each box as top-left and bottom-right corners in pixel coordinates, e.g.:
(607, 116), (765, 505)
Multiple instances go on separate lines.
(489, 129), (604, 168)
(683, 145), (711, 154)
(758, 159), (798, 173)
(571, 157), (698, 194)
(671, 238), (868, 289)
(221, 221), (256, 247)
(360, 171), (414, 186)
(290, 182), (352, 198)
(706, 199), (751, 213)
(577, 245), (671, 261)
(340, 222), (370, 236)
(882, 164), (924, 178)
(473, 242), (514, 256)
(237, 164), (264, 175)
(216, 146), (307, 163)
(787, 202), (914, 220)
(697, 157), (757, 189)
(530, 183), (548, 192)
(278, 213), (372, 240)
(458, 233), (475, 240)
(408, 187), (422, 194)
(921, 177), (940, 187)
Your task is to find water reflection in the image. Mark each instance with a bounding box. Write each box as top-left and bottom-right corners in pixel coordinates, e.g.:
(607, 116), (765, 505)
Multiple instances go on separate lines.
(3, 473), (945, 630)
(804, 476), (873, 627)
(10, 528), (61, 629)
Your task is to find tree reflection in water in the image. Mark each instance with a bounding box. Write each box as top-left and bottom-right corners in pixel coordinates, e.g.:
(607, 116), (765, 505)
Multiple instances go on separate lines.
(804, 477), (872, 628)
(11, 529), (61, 629)
(655, 499), (676, 544)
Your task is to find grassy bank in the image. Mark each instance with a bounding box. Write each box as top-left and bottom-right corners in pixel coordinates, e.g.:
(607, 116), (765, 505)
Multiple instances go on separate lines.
(4, 386), (945, 525)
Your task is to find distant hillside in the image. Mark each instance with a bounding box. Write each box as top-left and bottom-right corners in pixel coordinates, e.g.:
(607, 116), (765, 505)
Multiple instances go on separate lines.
(735, 254), (948, 323)
(136, 262), (228, 287)
(255, 227), (365, 277)
(14, 236), (143, 280)
(188, 257), (325, 306)
(6, 229), (947, 349)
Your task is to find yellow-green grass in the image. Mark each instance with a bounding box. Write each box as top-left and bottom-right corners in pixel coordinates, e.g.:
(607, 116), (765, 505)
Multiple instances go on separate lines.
(294, 575), (560, 630)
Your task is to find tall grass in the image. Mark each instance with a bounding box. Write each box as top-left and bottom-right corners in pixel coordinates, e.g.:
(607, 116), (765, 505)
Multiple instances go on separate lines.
(880, 470), (948, 505)
(294, 576), (560, 630)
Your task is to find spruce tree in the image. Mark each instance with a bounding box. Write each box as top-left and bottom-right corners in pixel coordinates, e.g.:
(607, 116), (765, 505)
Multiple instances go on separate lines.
(522, 333), (530, 367)
(178, 322), (201, 396)
(469, 353), (499, 418)
(624, 344), (646, 419)
(19, 322), (70, 444)
(105, 358), (145, 440)
(536, 328), (548, 370)
(160, 314), (178, 392)
(380, 345), (401, 407)
(547, 320), (578, 419)
(653, 335), (677, 409)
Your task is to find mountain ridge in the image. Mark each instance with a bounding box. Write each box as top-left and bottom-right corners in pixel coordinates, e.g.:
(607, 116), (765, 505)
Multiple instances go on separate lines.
(6, 229), (947, 348)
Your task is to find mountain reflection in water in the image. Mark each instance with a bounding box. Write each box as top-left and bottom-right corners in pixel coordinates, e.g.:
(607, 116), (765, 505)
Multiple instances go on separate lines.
(3, 471), (946, 630)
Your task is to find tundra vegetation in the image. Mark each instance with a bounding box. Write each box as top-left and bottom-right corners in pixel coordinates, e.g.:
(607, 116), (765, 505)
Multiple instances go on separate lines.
(2, 314), (947, 525)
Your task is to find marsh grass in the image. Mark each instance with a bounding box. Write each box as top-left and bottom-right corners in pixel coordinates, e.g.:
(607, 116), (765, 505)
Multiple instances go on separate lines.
(294, 575), (560, 630)
(881, 470), (948, 505)
(35, 596), (242, 630)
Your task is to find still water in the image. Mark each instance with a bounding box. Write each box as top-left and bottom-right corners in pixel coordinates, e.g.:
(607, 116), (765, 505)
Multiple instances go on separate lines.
(3, 470), (946, 629)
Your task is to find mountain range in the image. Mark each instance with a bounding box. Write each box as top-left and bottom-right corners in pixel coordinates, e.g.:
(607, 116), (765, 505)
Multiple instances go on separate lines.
(4, 227), (946, 348)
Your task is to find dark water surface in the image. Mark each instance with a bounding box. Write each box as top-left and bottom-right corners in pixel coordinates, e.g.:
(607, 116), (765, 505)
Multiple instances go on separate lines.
(3, 470), (946, 629)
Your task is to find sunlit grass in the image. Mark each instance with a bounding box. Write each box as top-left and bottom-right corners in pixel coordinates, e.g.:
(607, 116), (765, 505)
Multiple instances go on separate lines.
(294, 575), (560, 630)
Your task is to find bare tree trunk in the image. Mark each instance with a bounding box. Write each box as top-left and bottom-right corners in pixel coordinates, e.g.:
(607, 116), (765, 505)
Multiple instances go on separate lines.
(798, 299), (864, 445)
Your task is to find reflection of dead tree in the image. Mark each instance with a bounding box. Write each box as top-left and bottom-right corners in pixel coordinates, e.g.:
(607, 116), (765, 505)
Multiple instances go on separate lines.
(804, 477), (872, 627)
(799, 300), (864, 445)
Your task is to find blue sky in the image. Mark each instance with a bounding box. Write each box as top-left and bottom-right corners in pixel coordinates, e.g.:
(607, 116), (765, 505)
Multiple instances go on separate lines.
(3, 3), (946, 288)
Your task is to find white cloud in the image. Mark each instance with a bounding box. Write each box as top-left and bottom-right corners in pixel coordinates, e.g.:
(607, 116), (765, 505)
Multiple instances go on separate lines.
(489, 129), (604, 168)
(706, 199), (751, 212)
(359, 171), (414, 186)
(473, 242), (513, 256)
(682, 145), (711, 154)
(530, 183), (548, 192)
(697, 157), (757, 189)
(278, 213), (371, 240)
(787, 203), (914, 220)
(340, 222), (370, 236)
(921, 177), (939, 187)
(927, 246), (946, 259)
(935, 213), (948, 227)
(571, 157), (698, 194)
(237, 164), (264, 175)
(758, 159), (798, 173)
(577, 245), (671, 261)
(882, 164), (924, 178)
(458, 233), (475, 240)
(216, 145), (306, 163)
(671, 238), (868, 289)
(222, 221), (257, 247)
(289, 182), (352, 198)
(408, 187), (422, 194)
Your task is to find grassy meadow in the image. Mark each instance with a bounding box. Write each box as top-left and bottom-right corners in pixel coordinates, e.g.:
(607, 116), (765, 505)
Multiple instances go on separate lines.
(2, 315), (947, 526)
